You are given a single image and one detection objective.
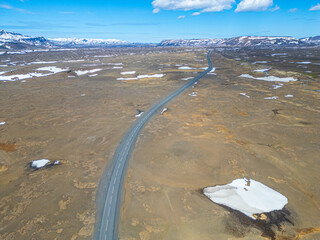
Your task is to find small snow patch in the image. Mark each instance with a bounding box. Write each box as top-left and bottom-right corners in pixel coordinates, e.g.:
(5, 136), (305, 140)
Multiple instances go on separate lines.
(203, 178), (288, 219)
(0, 121), (6, 125)
(121, 71), (136, 75)
(264, 96), (278, 100)
(181, 77), (193, 81)
(30, 159), (50, 169)
(240, 93), (250, 98)
(253, 68), (271, 73)
(118, 74), (164, 81)
(297, 62), (311, 64)
(272, 83), (283, 89)
(117, 77), (137, 81)
(253, 61), (268, 64)
(189, 91), (197, 97)
(179, 66), (194, 70)
(239, 74), (297, 83)
(160, 108), (168, 115)
(135, 111), (144, 118)
(37, 66), (68, 74)
(29, 61), (58, 65)
(75, 69), (102, 76)
(285, 94), (293, 98)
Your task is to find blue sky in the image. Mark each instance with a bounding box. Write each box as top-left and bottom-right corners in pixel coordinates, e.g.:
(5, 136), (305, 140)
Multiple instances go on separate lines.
(0, 0), (319, 42)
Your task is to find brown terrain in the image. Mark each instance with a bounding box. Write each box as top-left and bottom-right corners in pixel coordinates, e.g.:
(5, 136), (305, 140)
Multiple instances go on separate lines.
(0, 47), (319, 240)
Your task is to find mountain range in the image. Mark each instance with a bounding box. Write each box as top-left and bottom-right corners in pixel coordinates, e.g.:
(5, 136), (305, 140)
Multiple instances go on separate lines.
(0, 30), (319, 50)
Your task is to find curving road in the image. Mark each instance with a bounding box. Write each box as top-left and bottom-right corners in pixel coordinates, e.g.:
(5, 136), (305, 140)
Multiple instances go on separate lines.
(94, 51), (213, 240)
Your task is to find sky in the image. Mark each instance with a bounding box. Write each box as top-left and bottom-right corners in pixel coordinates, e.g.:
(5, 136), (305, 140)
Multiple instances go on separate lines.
(0, 0), (319, 42)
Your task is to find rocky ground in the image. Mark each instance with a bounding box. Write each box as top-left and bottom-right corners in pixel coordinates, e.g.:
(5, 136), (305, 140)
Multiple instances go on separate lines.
(0, 47), (319, 240)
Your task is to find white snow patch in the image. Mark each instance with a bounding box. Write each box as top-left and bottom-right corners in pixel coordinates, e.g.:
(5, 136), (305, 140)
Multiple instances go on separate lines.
(189, 91), (197, 97)
(112, 66), (123, 69)
(297, 62), (311, 64)
(264, 96), (278, 100)
(88, 74), (98, 77)
(160, 108), (168, 115)
(94, 55), (114, 58)
(117, 77), (138, 81)
(107, 63), (123, 66)
(181, 77), (193, 81)
(271, 53), (287, 57)
(37, 66), (68, 74)
(272, 83), (284, 89)
(179, 66), (194, 70)
(240, 93), (250, 98)
(29, 61), (58, 65)
(239, 74), (297, 83)
(31, 159), (50, 169)
(0, 121), (6, 125)
(75, 69), (102, 76)
(253, 68), (271, 73)
(0, 72), (48, 81)
(117, 73), (165, 81)
(285, 94), (293, 97)
(253, 61), (268, 64)
(62, 59), (85, 63)
(121, 71), (136, 75)
(135, 112), (144, 118)
(203, 178), (288, 219)
(138, 74), (164, 79)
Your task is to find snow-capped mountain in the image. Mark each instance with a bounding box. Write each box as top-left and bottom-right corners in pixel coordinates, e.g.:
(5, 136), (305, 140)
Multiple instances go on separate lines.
(0, 30), (51, 49)
(159, 36), (320, 47)
(50, 37), (131, 46)
(1, 30), (319, 50)
(0, 30), (133, 49)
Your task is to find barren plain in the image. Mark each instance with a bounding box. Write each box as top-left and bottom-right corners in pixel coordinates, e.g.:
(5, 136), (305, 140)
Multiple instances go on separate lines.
(0, 47), (319, 240)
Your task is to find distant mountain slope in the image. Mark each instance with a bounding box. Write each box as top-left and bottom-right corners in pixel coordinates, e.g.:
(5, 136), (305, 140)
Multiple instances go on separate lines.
(49, 37), (131, 47)
(1, 30), (319, 50)
(159, 36), (320, 47)
(0, 30), (51, 50)
(0, 30), (134, 50)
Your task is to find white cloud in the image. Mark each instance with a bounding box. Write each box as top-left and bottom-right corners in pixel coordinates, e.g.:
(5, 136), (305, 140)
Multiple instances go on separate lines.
(270, 5), (279, 12)
(310, 3), (320, 11)
(0, 4), (33, 13)
(177, 15), (185, 19)
(0, 4), (12, 9)
(153, 8), (160, 13)
(192, 12), (201, 15)
(152, 0), (235, 13)
(288, 8), (298, 13)
(235, 0), (273, 12)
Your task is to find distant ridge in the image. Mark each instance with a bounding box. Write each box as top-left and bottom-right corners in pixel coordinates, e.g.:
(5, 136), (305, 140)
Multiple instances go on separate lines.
(0, 30), (137, 50)
(49, 37), (131, 46)
(159, 36), (320, 47)
(0, 29), (319, 50)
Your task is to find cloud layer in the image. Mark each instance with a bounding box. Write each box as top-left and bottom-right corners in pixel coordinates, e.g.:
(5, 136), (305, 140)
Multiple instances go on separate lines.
(152, 0), (277, 14)
(310, 3), (320, 11)
(152, 0), (235, 14)
(235, 0), (273, 12)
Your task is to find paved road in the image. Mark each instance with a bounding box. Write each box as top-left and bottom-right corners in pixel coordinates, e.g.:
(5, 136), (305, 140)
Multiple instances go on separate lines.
(94, 51), (213, 240)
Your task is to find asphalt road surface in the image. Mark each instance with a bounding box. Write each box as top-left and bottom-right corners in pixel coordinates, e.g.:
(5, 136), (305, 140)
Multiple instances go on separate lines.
(94, 51), (213, 240)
